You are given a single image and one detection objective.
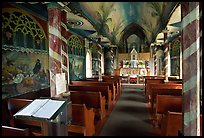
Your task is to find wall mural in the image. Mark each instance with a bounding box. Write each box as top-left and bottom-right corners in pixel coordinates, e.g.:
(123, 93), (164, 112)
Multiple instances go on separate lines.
(2, 8), (49, 99)
(170, 39), (180, 76)
(67, 35), (86, 81)
(2, 50), (49, 99)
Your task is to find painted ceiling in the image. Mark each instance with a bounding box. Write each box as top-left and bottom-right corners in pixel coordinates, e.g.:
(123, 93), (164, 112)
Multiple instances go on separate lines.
(11, 2), (181, 53)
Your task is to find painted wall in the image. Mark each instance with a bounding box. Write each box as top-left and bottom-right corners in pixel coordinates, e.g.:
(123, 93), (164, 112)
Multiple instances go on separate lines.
(2, 50), (49, 99)
(69, 55), (86, 81)
(2, 4), (49, 99)
(67, 34), (86, 81)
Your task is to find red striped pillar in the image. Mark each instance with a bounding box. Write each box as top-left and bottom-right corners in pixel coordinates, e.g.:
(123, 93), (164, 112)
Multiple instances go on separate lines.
(98, 37), (102, 81)
(181, 2), (201, 136)
(110, 46), (114, 75)
(199, 4), (202, 133)
(154, 45), (157, 75)
(163, 29), (169, 81)
(47, 3), (62, 97)
(61, 10), (69, 86)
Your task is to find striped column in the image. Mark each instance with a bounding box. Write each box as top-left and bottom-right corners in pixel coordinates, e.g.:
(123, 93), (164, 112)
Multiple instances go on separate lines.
(154, 45), (157, 75)
(199, 3), (202, 128)
(61, 10), (69, 86)
(98, 37), (102, 81)
(110, 46), (114, 75)
(163, 29), (169, 81)
(47, 3), (62, 97)
(181, 2), (201, 136)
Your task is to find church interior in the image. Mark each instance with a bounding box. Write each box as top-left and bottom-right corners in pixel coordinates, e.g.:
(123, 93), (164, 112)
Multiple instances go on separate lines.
(2, 2), (202, 136)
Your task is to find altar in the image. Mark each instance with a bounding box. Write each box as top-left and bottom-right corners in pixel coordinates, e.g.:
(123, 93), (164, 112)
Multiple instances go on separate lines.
(119, 47), (149, 84)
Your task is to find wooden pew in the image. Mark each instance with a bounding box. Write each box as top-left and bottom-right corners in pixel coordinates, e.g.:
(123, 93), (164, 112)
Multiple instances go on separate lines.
(155, 95), (182, 127)
(145, 77), (182, 97)
(150, 86), (182, 113)
(69, 91), (106, 121)
(160, 111), (182, 136)
(161, 112), (202, 136)
(2, 125), (30, 136)
(68, 85), (113, 110)
(68, 104), (95, 136)
(71, 81), (116, 103)
(81, 78), (120, 99)
(146, 82), (182, 103)
(2, 98), (10, 126)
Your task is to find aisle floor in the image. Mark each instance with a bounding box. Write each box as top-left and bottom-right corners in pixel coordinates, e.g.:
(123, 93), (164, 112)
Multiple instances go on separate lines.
(99, 84), (159, 136)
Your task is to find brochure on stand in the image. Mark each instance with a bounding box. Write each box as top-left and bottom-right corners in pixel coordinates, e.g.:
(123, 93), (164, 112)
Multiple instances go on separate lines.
(14, 98), (66, 119)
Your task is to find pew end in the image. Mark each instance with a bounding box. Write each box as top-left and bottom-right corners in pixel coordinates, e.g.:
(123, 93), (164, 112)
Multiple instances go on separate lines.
(160, 111), (182, 136)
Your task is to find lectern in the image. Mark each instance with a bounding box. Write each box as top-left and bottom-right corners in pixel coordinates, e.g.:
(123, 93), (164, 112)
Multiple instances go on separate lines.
(14, 96), (72, 136)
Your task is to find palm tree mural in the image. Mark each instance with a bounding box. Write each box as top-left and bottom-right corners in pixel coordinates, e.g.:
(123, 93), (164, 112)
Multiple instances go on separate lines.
(141, 17), (155, 45)
(95, 3), (115, 37)
(110, 18), (124, 45)
(146, 2), (168, 43)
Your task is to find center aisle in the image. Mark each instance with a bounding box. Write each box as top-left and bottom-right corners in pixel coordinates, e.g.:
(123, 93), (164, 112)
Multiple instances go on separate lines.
(99, 84), (159, 136)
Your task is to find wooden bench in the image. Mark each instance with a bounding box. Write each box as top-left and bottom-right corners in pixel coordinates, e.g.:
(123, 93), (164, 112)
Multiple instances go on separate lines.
(68, 104), (95, 136)
(146, 82), (182, 103)
(2, 125), (30, 136)
(71, 81), (116, 103)
(69, 91), (106, 121)
(68, 85), (113, 110)
(80, 78), (120, 99)
(155, 95), (182, 127)
(149, 85), (182, 113)
(160, 111), (182, 136)
(145, 77), (182, 98)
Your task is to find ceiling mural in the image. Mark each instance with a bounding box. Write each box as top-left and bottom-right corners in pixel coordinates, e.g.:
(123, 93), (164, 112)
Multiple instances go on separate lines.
(10, 2), (180, 53)
(70, 2), (179, 48)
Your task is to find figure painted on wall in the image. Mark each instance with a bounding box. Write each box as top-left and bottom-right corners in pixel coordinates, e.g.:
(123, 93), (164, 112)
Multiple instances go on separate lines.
(34, 36), (41, 49)
(2, 60), (22, 84)
(33, 59), (41, 75)
(4, 28), (13, 45)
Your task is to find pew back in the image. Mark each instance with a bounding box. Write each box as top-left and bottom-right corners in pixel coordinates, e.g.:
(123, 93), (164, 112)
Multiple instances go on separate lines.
(2, 126), (30, 136)
(68, 85), (112, 109)
(150, 87), (182, 113)
(71, 81), (115, 101)
(69, 91), (106, 120)
(147, 83), (182, 102)
(156, 95), (182, 114)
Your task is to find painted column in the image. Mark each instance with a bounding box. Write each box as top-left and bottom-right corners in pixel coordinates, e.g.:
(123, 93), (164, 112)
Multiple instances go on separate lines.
(97, 37), (102, 81)
(154, 45), (157, 75)
(47, 3), (62, 97)
(181, 2), (201, 136)
(104, 46), (112, 75)
(110, 46), (114, 75)
(61, 10), (69, 86)
(199, 3), (202, 127)
(163, 29), (169, 81)
(113, 47), (118, 70)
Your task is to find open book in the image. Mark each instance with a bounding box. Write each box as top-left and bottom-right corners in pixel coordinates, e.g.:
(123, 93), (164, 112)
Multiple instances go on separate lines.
(14, 99), (66, 119)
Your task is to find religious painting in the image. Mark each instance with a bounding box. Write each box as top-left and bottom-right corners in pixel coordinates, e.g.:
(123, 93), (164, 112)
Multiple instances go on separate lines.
(2, 50), (49, 99)
(69, 55), (86, 81)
